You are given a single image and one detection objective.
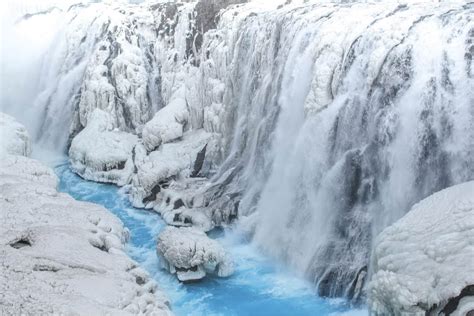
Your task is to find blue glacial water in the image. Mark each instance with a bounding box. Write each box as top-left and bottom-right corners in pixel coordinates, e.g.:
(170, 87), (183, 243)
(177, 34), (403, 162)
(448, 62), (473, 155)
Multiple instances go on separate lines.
(56, 163), (366, 316)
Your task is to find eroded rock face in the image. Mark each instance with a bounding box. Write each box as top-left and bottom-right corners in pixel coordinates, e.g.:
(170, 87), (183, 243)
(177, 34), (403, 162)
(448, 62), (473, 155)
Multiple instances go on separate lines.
(369, 181), (474, 316)
(157, 226), (233, 282)
(0, 155), (172, 315)
(69, 109), (138, 186)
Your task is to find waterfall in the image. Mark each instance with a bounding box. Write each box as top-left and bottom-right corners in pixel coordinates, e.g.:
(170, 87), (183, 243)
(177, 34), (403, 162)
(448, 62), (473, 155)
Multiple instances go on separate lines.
(1, 0), (473, 302)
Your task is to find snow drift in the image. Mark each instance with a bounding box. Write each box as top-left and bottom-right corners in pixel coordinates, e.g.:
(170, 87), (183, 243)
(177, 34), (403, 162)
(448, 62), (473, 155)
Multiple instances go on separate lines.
(369, 181), (474, 316)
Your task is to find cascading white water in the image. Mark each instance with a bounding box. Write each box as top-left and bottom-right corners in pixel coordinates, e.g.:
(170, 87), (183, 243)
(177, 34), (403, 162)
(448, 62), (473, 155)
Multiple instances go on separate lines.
(1, 0), (473, 303)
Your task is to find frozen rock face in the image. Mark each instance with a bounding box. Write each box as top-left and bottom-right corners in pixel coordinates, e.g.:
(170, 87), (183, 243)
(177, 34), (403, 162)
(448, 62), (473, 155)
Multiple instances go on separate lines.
(69, 109), (138, 186)
(0, 155), (171, 315)
(12, 0), (474, 302)
(369, 181), (474, 316)
(0, 112), (31, 157)
(157, 226), (233, 282)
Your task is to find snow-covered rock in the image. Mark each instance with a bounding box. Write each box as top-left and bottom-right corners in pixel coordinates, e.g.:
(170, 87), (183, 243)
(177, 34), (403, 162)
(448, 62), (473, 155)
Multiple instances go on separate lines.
(69, 109), (138, 186)
(142, 87), (190, 152)
(0, 155), (172, 315)
(131, 129), (217, 207)
(157, 226), (233, 282)
(369, 181), (474, 316)
(0, 112), (31, 157)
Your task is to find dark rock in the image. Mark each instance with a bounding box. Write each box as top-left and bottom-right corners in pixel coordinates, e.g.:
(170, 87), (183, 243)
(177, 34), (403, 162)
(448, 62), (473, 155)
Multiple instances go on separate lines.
(191, 144), (207, 177)
(143, 184), (161, 204)
(10, 237), (32, 249)
(173, 199), (185, 209)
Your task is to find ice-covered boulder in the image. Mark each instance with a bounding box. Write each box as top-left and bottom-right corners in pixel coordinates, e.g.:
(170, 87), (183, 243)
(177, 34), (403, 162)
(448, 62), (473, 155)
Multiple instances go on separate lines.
(157, 226), (233, 282)
(142, 87), (190, 152)
(131, 129), (217, 207)
(69, 109), (138, 186)
(0, 155), (171, 315)
(0, 112), (31, 157)
(369, 181), (474, 316)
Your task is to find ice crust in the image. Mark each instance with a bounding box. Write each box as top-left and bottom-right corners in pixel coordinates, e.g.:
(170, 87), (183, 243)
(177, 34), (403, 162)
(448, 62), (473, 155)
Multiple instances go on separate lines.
(157, 226), (234, 282)
(0, 113), (31, 157)
(69, 109), (138, 186)
(369, 182), (474, 316)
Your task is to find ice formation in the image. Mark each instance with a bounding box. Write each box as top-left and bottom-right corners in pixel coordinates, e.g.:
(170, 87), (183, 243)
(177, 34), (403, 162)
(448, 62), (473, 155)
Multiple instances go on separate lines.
(69, 109), (138, 186)
(131, 129), (217, 208)
(369, 181), (474, 316)
(142, 87), (190, 152)
(0, 118), (171, 315)
(5, 0), (473, 301)
(0, 113), (31, 156)
(157, 226), (234, 282)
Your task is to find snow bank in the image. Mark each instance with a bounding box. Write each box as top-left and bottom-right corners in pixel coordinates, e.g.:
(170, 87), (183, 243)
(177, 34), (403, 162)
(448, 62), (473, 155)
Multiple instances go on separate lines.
(369, 181), (474, 315)
(0, 155), (171, 315)
(131, 129), (217, 207)
(142, 87), (190, 152)
(69, 109), (138, 186)
(157, 226), (233, 282)
(0, 112), (31, 157)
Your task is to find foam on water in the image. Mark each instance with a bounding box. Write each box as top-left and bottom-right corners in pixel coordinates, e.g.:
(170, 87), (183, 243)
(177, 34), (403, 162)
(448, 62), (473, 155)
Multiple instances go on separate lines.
(56, 163), (365, 316)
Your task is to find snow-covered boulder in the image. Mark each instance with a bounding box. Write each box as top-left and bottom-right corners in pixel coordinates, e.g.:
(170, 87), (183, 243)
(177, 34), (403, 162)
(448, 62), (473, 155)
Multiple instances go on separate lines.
(0, 112), (31, 157)
(369, 181), (474, 316)
(157, 226), (233, 282)
(142, 88), (190, 152)
(69, 109), (138, 186)
(131, 129), (217, 207)
(0, 155), (172, 315)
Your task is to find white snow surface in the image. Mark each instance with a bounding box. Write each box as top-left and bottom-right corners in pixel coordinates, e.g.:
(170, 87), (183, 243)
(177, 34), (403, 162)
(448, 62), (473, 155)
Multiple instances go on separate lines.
(369, 181), (474, 315)
(69, 109), (138, 186)
(157, 226), (234, 282)
(0, 155), (172, 315)
(0, 112), (31, 157)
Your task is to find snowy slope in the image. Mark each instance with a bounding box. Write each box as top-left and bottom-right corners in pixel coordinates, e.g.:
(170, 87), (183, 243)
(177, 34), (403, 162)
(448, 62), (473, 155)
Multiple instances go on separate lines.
(369, 181), (474, 315)
(0, 113), (171, 315)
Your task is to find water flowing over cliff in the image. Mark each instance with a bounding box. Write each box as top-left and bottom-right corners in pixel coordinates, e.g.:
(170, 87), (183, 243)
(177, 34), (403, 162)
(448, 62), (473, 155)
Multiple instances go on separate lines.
(2, 0), (473, 303)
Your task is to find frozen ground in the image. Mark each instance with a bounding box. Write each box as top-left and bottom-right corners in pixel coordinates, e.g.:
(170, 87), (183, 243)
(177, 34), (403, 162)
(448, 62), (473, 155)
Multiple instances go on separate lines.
(0, 155), (171, 315)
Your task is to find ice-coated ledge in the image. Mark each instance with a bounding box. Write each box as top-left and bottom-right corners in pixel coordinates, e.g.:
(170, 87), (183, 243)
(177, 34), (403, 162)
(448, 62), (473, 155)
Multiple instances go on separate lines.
(131, 129), (218, 208)
(0, 112), (31, 157)
(369, 181), (474, 316)
(142, 87), (190, 152)
(69, 109), (138, 186)
(0, 154), (172, 315)
(157, 226), (234, 282)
